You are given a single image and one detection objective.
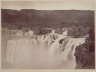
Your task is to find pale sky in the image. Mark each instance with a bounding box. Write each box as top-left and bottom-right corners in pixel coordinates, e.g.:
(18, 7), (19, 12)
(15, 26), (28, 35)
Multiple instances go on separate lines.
(1, 0), (95, 10)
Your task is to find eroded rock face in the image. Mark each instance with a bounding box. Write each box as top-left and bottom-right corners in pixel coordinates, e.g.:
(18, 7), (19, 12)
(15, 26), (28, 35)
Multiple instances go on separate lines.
(75, 40), (95, 69)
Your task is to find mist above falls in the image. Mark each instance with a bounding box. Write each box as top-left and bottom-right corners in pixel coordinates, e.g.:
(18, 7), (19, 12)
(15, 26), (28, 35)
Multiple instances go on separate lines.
(5, 34), (86, 69)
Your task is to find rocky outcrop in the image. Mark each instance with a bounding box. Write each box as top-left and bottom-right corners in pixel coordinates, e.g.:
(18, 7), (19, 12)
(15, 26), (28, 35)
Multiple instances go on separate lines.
(75, 40), (95, 69)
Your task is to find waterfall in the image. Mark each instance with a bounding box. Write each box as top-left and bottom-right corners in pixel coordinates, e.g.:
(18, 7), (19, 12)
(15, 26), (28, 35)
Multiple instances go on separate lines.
(5, 34), (86, 69)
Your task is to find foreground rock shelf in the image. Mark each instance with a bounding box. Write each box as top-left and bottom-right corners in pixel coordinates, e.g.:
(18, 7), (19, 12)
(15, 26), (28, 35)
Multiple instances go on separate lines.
(75, 42), (95, 69)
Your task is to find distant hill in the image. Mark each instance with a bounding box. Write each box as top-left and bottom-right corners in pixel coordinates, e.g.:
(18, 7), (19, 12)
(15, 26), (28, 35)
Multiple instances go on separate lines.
(1, 9), (94, 29)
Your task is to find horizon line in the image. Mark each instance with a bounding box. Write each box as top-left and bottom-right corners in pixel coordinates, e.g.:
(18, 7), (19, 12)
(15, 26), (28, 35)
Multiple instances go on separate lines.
(1, 8), (94, 11)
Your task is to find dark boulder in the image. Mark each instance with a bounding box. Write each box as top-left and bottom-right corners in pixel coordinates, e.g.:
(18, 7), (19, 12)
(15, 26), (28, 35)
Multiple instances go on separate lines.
(74, 41), (95, 69)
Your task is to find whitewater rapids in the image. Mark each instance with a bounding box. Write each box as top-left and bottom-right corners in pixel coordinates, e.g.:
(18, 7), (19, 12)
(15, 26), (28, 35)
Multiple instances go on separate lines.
(5, 34), (85, 69)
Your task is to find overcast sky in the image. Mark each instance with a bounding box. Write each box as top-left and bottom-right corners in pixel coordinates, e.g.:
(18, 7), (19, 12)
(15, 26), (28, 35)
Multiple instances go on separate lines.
(1, 0), (95, 10)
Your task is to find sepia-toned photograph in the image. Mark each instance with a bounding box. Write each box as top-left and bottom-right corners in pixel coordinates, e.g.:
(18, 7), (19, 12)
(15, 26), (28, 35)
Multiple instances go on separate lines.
(1, 0), (95, 69)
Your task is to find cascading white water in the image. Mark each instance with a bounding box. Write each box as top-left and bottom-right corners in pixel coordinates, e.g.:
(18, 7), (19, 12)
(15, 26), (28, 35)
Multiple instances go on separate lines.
(5, 34), (86, 69)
